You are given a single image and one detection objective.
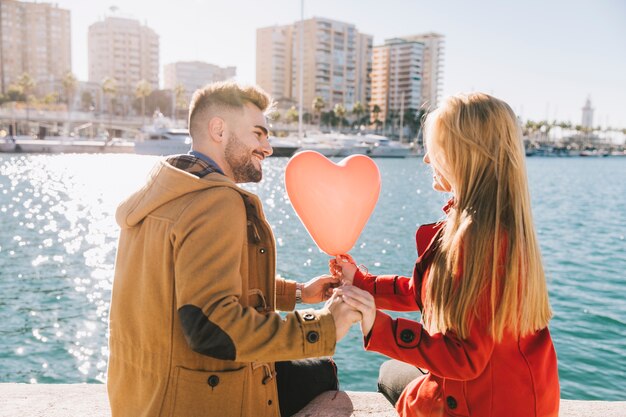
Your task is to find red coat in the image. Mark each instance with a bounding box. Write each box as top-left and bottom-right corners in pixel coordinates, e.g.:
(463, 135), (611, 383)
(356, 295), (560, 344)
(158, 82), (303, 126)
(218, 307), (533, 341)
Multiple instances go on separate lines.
(352, 221), (560, 417)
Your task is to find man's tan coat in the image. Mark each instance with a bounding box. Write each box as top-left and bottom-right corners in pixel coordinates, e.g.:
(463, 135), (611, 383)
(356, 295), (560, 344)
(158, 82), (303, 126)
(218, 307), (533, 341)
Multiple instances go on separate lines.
(107, 160), (336, 417)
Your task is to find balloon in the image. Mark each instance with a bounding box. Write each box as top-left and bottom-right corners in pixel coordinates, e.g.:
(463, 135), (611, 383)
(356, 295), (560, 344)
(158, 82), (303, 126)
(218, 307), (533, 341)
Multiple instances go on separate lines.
(285, 151), (381, 256)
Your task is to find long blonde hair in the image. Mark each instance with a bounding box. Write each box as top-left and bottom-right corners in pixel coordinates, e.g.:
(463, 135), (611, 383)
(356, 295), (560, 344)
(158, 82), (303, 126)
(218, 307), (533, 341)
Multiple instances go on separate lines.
(423, 93), (552, 341)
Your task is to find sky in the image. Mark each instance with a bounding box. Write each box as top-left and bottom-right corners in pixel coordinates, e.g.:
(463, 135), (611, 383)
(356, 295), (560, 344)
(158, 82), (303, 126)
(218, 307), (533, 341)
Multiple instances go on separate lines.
(54, 0), (626, 128)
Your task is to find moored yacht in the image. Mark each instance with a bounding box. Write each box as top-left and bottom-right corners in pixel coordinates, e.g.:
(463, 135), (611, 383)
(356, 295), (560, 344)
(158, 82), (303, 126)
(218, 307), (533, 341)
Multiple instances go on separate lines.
(134, 128), (192, 156)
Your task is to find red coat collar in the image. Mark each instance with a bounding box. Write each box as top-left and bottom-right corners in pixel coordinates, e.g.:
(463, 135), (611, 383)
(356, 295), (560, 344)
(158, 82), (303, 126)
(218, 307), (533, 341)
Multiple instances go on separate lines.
(415, 199), (452, 255)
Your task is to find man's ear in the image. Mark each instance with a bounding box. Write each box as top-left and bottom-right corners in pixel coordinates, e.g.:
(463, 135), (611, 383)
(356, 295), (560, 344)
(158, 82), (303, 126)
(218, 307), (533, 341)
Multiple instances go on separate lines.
(208, 116), (225, 143)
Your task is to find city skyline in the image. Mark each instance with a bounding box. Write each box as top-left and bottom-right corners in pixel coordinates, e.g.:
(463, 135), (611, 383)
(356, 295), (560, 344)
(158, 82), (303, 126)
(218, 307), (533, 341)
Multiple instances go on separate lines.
(17, 0), (626, 128)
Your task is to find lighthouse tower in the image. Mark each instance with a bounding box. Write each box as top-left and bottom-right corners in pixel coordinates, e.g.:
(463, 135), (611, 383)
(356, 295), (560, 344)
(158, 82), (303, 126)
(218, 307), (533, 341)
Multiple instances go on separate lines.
(582, 97), (594, 130)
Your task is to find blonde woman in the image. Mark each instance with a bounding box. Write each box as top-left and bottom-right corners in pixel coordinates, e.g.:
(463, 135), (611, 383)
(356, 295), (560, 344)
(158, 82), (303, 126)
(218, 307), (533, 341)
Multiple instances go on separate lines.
(331, 93), (560, 417)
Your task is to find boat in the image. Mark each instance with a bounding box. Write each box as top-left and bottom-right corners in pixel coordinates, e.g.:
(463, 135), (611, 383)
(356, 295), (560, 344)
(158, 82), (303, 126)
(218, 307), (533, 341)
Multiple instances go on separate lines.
(134, 128), (192, 156)
(295, 134), (343, 157)
(360, 134), (412, 158)
(268, 137), (300, 157)
(332, 134), (412, 158)
(1, 137), (17, 152)
(0, 135), (134, 154)
(333, 134), (372, 157)
(580, 147), (609, 157)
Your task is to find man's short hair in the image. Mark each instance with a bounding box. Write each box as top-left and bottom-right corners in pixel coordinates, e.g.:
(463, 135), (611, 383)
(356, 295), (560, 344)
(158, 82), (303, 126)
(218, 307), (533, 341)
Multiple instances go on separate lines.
(188, 81), (272, 139)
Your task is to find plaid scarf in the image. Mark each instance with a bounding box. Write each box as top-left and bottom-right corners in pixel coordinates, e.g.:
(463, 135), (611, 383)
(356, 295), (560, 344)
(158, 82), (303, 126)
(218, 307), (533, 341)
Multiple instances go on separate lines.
(166, 154), (223, 178)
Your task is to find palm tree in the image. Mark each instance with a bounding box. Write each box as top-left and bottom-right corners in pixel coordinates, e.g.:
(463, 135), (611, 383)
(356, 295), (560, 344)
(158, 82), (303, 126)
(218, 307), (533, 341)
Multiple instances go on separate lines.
(372, 104), (382, 133)
(333, 103), (346, 131)
(18, 73), (36, 130)
(286, 106), (299, 125)
(101, 77), (117, 137)
(135, 79), (153, 126)
(62, 72), (77, 135)
(312, 96), (325, 129)
(174, 84), (186, 123)
(352, 101), (365, 130)
(267, 110), (281, 123)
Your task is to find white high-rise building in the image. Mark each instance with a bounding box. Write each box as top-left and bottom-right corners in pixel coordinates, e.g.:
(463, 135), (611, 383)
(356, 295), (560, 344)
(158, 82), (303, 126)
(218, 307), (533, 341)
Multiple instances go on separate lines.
(88, 16), (159, 93)
(164, 61), (236, 98)
(399, 32), (445, 109)
(371, 38), (424, 122)
(256, 25), (293, 103)
(0, 0), (71, 95)
(256, 18), (372, 111)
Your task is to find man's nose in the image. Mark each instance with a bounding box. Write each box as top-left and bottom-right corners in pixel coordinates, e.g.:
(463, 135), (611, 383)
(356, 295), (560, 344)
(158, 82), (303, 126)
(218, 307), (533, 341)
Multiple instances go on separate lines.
(262, 136), (273, 157)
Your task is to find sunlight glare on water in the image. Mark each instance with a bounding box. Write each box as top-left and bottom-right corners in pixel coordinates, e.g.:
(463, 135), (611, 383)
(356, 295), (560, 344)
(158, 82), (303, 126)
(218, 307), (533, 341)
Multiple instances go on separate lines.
(0, 154), (625, 400)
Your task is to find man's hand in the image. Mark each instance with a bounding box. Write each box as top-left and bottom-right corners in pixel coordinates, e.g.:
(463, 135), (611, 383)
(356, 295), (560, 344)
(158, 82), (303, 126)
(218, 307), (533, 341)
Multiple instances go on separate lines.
(326, 292), (362, 342)
(302, 275), (341, 303)
(329, 254), (359, 285)
(334, 286), (376, 336)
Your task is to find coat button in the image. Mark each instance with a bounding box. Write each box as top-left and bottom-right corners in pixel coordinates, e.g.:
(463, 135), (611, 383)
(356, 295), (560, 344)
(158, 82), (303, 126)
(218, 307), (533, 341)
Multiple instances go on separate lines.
(303, 313), (315, 321)
(399, 329), (415, 343)
(207, 375), (220, 387)
(306, 331), (319, 343)
(446, 396), (457, 409)
(259, 248), (266, 254)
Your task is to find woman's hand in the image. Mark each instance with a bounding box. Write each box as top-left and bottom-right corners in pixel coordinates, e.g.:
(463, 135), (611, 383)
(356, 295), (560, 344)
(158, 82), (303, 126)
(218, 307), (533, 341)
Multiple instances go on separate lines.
(335, 286), (376, 336)
(329, 254), (359, 285)
(302, 275), (341, 303)
(326, 292), (362, 342)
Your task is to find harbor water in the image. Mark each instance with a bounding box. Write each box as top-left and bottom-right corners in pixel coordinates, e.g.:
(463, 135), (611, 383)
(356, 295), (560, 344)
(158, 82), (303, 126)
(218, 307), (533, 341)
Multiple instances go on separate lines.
(0, 154), (625, 400)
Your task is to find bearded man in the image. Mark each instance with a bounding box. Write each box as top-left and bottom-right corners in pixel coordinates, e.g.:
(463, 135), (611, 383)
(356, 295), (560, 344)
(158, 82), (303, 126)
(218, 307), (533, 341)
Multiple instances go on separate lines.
(107, 82), (360, 417)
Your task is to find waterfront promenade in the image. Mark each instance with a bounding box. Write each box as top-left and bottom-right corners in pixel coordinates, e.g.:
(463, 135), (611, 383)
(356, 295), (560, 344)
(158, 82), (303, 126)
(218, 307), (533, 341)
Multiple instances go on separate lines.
(1, 384), (624, 417)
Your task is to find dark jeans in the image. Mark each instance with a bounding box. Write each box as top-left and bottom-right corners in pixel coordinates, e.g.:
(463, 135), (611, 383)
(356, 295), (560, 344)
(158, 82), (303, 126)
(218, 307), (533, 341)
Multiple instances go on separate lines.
(377, 359), (426, 406)
(275, 358), (338, 417)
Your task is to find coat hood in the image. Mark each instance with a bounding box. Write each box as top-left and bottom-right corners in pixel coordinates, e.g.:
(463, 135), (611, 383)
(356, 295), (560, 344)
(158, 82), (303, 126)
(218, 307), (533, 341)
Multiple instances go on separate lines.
(115, 159), (238, 228)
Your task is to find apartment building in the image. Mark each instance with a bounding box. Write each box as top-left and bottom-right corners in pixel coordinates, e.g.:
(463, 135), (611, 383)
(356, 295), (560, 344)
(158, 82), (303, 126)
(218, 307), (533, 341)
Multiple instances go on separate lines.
(88, 16), (159, 94)
(401, 32), (444, 109)
(165, 61), (236, 98)
(0, 0), (71, 95)
(256, 17), (372, 111)
(256, 24), (293, 103)
(371, 38), (424, 122)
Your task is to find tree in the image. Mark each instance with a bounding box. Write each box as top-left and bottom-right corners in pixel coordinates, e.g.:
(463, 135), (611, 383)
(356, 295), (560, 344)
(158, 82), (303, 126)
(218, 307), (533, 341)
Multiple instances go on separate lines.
(267, 110), (281, 123)
(386, 110), (399, 136)
(372, 104), (382, 133)
(135, 79), (153, 125)
(18, 73), (36, 129)
(132, 89), (176, 117)
(174, 84), (187, 122)
(285, 106), (299, 124)
(62, 72), (77, 135)
(101, 77), (117, 137)
(6, 84), (25, 102)
(312, 96), (325, 128)
(352, 101), (366, 129)
(101, 77), (117, 114)
(62, 72), (77, 109)
(321, 110), (338, 127)
(17, 73), (35, 100)
(43, 93), (59, 105)
(333, 103), (347, 131)
(81, 91), (94, 112)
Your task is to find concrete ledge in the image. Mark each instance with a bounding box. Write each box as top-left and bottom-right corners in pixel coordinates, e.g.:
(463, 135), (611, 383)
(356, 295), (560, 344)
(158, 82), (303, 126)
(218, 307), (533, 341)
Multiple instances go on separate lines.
(0, 384), (624, 417)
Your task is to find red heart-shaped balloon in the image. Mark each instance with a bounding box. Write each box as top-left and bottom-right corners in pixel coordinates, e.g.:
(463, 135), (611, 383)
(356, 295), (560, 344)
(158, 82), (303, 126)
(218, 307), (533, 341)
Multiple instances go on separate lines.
(285, 151), (381, 256)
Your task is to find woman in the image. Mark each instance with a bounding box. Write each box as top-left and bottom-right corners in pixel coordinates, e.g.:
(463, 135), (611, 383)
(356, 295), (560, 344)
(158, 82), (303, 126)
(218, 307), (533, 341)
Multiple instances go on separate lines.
(332, 93), (560, 417)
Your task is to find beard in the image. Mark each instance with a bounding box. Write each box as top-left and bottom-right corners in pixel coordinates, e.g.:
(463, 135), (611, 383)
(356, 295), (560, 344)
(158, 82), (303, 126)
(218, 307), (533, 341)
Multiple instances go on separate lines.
(225, 133), (263, 183)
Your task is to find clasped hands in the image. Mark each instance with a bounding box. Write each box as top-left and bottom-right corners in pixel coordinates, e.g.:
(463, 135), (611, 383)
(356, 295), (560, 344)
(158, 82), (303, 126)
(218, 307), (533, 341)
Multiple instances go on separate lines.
(303, 255), (376, 342)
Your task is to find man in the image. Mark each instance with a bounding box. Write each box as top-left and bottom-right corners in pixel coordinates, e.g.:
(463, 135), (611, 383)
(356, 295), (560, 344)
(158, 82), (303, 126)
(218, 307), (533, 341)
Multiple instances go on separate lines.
(107, 82), (360, 417)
